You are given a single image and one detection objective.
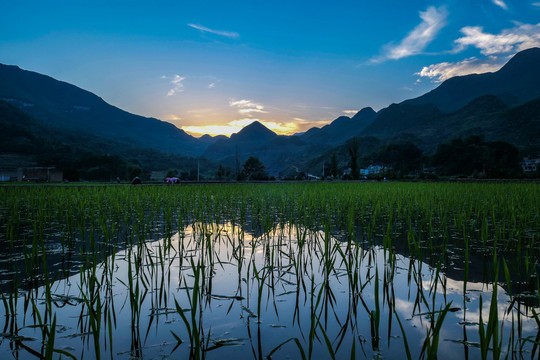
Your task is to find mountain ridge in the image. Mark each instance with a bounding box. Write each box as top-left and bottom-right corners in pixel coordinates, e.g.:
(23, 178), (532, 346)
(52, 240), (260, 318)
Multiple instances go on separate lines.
(402, 47), (540, 113)
(0, 63), (204, 156)
(1, 47), (540, 177)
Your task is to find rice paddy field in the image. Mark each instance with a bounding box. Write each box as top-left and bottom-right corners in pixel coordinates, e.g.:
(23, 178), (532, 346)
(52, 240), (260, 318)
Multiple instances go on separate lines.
(0, 182), (539, 359)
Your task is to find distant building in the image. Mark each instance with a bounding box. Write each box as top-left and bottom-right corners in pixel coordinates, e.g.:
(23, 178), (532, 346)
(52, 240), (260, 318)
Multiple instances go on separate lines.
(0, 169), (18, 182)
(521, 156), (540, 173)
(360, 165), (385, 176)
(18, 167), (63, 182)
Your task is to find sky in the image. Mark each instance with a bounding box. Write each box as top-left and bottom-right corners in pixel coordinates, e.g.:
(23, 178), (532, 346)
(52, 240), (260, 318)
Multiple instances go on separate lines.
(1, 1), (540, 137)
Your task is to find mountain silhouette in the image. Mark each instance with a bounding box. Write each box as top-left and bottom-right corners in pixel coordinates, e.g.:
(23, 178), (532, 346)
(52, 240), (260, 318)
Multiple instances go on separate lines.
(403, 47), (540, 112)
(1, 47), (539, 176)
(301, 107), (377, 146)
(230, 121), (278, 142)
(0, 64), (203, 156)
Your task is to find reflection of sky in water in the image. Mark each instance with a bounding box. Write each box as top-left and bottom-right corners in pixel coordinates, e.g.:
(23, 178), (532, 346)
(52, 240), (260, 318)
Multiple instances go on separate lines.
(1, 222), (538, 359)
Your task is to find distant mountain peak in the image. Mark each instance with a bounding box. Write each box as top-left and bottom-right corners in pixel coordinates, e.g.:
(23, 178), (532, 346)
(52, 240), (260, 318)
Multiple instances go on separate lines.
(351, 107), (376, 120)
(457, 94), (508, 115)
(231, 120), (278, 141)
(498, 47), (540, 74)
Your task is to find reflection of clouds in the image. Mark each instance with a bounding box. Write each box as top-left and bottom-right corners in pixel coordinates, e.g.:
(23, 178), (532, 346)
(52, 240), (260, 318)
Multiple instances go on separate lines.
(394, 297), (414, 314)
(19, 218), (540, 358)
(418, 275), (540, 333)
(463, 289), (539, 333)
(126, 222), (540, 354)
(422, 278), (491, 294)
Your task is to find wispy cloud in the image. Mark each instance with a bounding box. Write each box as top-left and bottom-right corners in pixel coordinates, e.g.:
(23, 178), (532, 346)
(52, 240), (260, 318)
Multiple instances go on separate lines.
(188, 23), (239, 39)
(229, 99), (268, 115)
(454, 23), (540, 55)
(534, 2), (540, 7)
(208, 82), (216, 89)
(164, 75), (185, 96)
(492, 0), (508, 10)
(167, 114), (183, 121)
(342, 110), (359, 115)
(416, 56), (506, 82)
(371, 6), (448, 63)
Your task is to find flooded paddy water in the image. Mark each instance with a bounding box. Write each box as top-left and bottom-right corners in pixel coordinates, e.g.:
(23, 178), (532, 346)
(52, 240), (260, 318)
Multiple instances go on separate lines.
(0, 183), (538, 359)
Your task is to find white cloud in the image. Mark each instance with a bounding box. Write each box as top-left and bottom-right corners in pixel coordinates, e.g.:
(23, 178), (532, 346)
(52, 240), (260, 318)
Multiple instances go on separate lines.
(229, 99), (268, 115)
(418, 21), (540, 82)
(188, 23), (239, 39)
(342, 110), (359, 115)
(455, 23), (540, 55)
(371, 6), (448, 63)
(166, 75), (186, 96)
(492, 0), (508, 10)
(208, 82), (216, 89)
(416, 56), (506, 82)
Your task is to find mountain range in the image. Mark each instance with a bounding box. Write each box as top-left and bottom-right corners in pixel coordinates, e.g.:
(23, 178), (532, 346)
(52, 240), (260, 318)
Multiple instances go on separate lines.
(1, 47), (540, 178)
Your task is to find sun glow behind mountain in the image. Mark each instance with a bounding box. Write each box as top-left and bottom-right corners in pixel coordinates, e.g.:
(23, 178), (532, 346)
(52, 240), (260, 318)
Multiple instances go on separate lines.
(181, 118), (300, 137)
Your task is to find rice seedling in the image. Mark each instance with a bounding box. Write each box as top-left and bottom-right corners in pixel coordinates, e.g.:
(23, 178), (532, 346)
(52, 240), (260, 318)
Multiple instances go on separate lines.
(0, 182), (537, 359)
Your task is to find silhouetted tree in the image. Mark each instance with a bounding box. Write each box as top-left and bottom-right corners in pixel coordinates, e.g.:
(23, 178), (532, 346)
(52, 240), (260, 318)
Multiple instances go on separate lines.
(348, 138), (359, 180)
(166, 169), (178, 178)
(243, 156), (268, 180)
(216, 165), (231, 180)
(330, 152), (339, 178)
(432, 136), (520, 177)
(127, 164), (143, 180)
(372, 142), (423, 175)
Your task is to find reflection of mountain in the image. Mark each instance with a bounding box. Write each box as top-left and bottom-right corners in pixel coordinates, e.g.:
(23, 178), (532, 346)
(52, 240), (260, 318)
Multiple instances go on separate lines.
(212, 216), (539, 302)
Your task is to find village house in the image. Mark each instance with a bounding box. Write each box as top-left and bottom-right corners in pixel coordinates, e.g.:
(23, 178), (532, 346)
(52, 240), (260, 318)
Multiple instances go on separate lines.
(0, 169), (18, 182)
(17, 167), (63, 182)
(360, 165), (385, 176)
(521, 156), (540, 173)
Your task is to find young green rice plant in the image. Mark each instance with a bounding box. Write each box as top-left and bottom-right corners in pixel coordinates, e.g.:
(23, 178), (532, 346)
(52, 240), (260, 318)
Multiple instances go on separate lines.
(419, 302), (453, 360)
(307, 282), (324, 360)
(393, 309), (412, 360)
(478, 265), (503, 360)
(370, 267), (381, 352)
(175, 257), (204, 360)
(1, 182), (540, 359)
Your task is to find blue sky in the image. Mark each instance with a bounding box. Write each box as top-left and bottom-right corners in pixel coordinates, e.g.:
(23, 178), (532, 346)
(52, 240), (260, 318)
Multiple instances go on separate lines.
(1, 0), (540, 136)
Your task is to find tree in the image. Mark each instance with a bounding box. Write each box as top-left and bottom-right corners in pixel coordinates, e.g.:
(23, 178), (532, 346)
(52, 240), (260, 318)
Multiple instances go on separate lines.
(348, 138), (359, 180)
(484, 141), (520, 178)
(216, 165), (230, 180)
(432, 136), (520, 178)
(166, 169), (178, 178)
(372, 142), (423, 176)
(242, 156), (268, 180)
(127, 163), (143, 180)
(330, 152), (339, 178)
